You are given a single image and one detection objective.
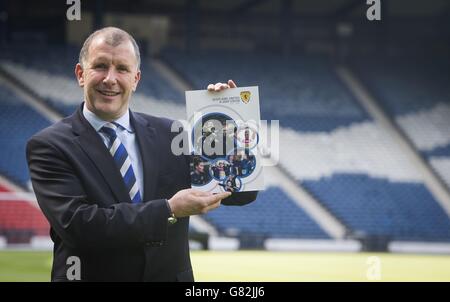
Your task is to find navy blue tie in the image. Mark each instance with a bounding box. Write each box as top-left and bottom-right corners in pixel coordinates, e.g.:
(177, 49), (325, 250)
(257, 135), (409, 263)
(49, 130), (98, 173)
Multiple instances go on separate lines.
(101, 122), (142, 203)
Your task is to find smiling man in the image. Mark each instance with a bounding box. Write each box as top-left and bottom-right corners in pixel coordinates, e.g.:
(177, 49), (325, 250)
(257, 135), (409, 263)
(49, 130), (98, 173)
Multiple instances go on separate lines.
(26, 27), (257, 282)
(76, 29), (141, 121)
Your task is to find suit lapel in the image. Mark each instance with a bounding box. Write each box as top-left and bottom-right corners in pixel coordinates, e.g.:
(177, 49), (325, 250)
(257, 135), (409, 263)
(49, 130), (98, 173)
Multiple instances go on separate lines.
(72, 106), (132, 203)
(131, 112), (160, 201)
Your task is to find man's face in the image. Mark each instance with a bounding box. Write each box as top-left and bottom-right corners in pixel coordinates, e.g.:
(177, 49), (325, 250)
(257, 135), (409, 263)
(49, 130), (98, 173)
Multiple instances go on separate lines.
(75, 36), (141, 121)
(196, 163), (205, 173)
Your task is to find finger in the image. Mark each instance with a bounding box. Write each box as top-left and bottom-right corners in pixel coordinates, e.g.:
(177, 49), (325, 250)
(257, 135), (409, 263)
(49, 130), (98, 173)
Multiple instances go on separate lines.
(214, 82), (230, 91)
(191, 189), (212, 197)
(228, 79), (237, 88)
(214, 82), (223, 91)
(202, 191), (231, 205)
(203, 200), (221, 213)
(207, 84), (215, 91)
(215, 191), (232, 200)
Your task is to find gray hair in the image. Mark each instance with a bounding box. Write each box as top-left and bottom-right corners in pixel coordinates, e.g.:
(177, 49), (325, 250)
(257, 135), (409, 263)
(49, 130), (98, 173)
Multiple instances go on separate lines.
(78, 27), (141, 70)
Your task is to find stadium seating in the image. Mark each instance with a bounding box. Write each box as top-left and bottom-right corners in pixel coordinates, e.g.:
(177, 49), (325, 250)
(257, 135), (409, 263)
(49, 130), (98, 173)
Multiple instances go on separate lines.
(162, 49), (371, 132)
(303, 174), (450, 242)
(0, 45), (184, 117)
(0, 82), (51, 188)
(163, 48), (450, 242)
(351, 57), (450, 189)
(203, 186), (330, 239)
(0, 184), (10, 192)
(0, 183), (49, 244)
(277, 117), (450, 241)
(0, 200), (50, 243)
(1, 45), (449, 245)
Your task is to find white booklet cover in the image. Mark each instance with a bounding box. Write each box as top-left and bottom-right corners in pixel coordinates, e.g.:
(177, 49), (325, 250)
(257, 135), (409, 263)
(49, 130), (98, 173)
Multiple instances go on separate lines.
(186, 86), (265, 193)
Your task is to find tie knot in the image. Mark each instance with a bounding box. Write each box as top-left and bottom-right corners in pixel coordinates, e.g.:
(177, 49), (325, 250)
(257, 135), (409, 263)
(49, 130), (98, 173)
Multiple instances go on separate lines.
(101, 122), (118, 139)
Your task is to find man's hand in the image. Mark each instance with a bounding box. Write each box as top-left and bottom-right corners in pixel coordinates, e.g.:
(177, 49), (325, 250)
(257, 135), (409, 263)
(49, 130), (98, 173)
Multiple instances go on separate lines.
(168, 189), (231, 218)
(207, 79), (237, 92)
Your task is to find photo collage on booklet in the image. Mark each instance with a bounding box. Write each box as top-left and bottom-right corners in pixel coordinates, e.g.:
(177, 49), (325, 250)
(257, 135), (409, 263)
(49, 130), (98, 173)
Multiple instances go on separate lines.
(186, 86), (265, 193)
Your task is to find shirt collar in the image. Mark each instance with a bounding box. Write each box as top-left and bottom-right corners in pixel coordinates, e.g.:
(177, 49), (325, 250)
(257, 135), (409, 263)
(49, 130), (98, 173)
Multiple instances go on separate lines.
(83, 103), (134, 133)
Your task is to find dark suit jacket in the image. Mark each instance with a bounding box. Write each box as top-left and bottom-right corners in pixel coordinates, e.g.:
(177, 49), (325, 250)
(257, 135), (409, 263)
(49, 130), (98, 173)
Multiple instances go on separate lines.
(26, 104), (257, 282)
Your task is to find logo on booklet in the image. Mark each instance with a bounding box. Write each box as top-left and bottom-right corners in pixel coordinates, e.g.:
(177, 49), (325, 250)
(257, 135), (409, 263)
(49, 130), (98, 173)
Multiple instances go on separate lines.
(240, 91), (251, 104)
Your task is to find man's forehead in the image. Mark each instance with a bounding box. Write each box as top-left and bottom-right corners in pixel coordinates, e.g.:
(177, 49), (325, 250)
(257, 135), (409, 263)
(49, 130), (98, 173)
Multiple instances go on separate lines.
(88, 36), (136, 63)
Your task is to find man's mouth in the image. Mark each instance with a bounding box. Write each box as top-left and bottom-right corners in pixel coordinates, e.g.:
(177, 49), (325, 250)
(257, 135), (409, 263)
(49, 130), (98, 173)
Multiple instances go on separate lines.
(97, 89), (120, 97)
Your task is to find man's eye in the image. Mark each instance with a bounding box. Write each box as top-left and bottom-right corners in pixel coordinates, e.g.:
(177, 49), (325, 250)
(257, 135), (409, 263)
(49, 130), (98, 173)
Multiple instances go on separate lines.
(94, 64), (107, 69)
(118, 66), (129, 72)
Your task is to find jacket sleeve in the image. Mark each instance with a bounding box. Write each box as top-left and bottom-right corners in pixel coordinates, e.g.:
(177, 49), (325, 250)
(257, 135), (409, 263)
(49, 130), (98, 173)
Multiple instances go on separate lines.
(26, 136), (171, 251)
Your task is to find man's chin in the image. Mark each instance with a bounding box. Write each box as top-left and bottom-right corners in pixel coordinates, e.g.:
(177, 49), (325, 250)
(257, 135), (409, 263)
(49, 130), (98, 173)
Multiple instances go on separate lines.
(93, 102), (124, 120)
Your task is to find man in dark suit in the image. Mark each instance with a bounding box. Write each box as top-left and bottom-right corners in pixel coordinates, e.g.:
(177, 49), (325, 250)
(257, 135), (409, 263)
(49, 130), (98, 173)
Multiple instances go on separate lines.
(26, 27), (257, 281)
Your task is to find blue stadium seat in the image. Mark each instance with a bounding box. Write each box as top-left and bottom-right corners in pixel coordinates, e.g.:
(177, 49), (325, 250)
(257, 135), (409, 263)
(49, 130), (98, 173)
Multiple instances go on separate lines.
(351, 57), (450, 189)
(162, 49), (371, 132)
(0, 44), (183, 116)
(302, 174), (450, 242)
(203, 186), (330, 239)
(0, 83), (51, 187)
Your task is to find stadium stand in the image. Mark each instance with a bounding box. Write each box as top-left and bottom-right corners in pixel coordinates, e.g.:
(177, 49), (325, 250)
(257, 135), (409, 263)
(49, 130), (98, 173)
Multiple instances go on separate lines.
(0, 184), (10, 192)
(162, 49), (370, 132)
(203, 186), (330, 239)
(162, 49), (450, 243)
(0, 45), (184, 117)
(303, 174), (450, 242)
(0, 181), (50, 244)
(0, 199), (50, 243)
(1, 43), (449, 247)
(351, 57), (450, 190)
(0, 79), (51, 244)
(0, 81), (51, 188)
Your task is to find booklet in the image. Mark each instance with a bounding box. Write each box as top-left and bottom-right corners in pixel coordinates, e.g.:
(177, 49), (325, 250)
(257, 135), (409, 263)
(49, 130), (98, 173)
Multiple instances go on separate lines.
(186, 86), (265, 193)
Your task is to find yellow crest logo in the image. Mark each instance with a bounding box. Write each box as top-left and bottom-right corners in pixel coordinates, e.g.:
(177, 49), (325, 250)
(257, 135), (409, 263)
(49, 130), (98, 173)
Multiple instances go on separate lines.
(240, 91), (251, 104)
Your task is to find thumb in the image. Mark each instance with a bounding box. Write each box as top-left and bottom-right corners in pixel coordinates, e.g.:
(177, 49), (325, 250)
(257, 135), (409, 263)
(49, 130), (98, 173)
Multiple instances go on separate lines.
(228, 79), (237, 88)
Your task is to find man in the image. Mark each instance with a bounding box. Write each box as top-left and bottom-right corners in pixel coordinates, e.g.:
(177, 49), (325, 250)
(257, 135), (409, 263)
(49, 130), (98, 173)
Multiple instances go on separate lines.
(191, 160), (210, 185)
(26, 27), (257, 281)
(219, 175), (240, 193)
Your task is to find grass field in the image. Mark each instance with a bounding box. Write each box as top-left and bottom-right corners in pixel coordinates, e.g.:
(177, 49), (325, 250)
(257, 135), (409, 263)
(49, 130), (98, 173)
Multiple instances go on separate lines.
(1, 250), (450, 281)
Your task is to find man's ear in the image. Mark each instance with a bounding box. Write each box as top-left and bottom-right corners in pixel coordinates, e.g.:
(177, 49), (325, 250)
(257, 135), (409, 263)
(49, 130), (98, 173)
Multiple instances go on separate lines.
(75, 63), (85, 87)
(132, 70), (141, 92)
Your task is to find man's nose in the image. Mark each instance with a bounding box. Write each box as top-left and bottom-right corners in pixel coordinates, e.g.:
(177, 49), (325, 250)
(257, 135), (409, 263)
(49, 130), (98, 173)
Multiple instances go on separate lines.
(103, 67), (118, 85)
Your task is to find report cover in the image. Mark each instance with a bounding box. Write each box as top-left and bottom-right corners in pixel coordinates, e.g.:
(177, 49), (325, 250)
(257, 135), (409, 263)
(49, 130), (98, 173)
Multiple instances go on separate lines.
(186, 86), (265, 193)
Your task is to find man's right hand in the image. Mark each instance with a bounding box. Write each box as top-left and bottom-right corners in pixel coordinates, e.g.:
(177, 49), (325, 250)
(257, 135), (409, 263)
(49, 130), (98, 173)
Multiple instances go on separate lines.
(167, 189), (231, 218)
(207, 79), (237, 92)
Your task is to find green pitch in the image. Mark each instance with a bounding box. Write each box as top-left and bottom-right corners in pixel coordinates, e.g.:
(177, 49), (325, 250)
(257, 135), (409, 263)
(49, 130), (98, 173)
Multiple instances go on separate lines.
(0, 251), (53, 282)
(191, 251), (450, 281)
(1, 250), (450, 281)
